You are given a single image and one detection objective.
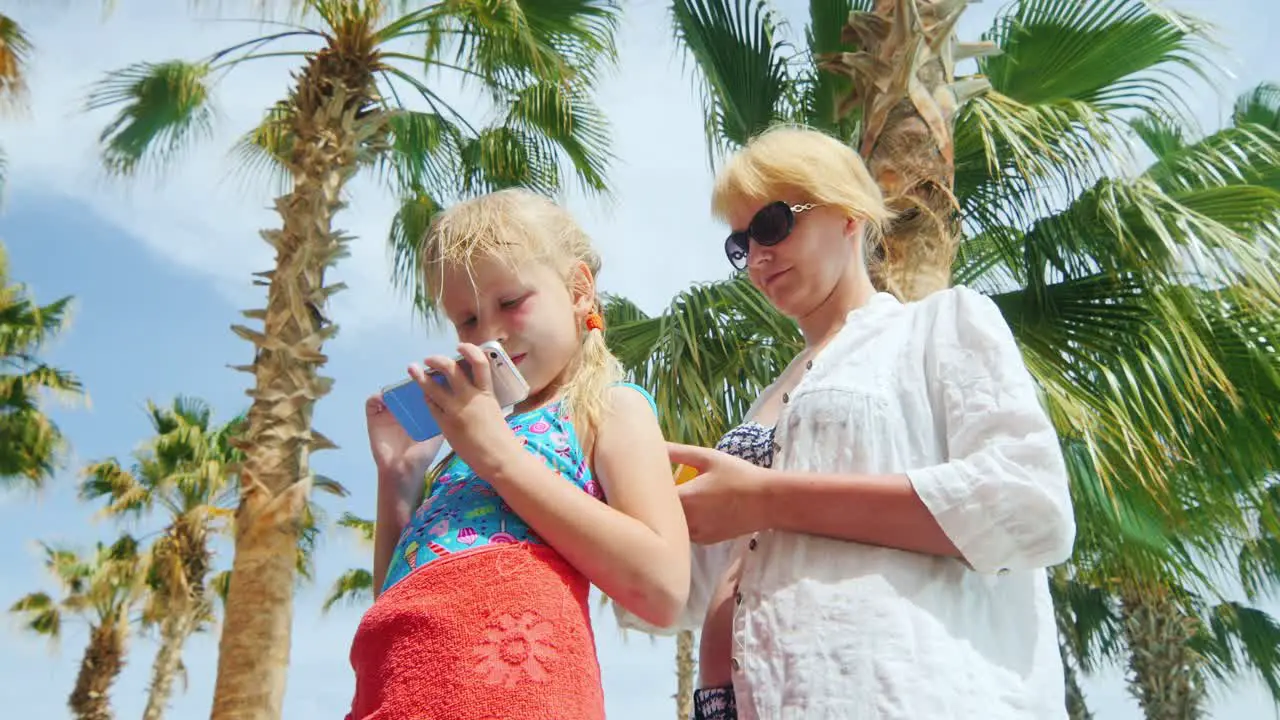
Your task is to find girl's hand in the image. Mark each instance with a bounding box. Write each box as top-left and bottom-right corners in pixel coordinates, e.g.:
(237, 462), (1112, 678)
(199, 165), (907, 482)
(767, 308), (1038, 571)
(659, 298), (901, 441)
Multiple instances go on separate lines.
(669, 442), (771, 545)
(365, 394), (442, 486)
(413, 342), (523, 479)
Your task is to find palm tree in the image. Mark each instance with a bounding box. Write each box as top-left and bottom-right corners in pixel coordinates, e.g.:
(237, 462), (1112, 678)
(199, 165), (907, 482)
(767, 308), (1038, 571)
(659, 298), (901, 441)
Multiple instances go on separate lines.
(10, 535), (150, 720)
(79, 397), (348, 720)
(85, 2), (620, 716)
(0, 241), (82, 490)
(602, 1), (1280, 716)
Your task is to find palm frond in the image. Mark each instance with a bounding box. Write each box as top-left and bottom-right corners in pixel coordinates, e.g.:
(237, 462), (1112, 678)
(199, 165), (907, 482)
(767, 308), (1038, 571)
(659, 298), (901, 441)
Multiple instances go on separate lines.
(458, 124), (560, 195)
(86, 60), (216, 176)
(956, 0), (1213, 238)
(1130, 112), (1188, 160)
(0, 13), (33, 113)
(1233, 81), (1280, 133)
(321, 567), (374, 613)
(797, 0), (864, 138)
(981, 0), (1209, 114)
(504, 79), (612, 196)
(386, 191), (445, 315)
(374, 110), (461, 195)
(8, 592), (60, 639)
(228, 99), (294, 197)
(337, 512), (375, 544)
(671, 0), (796, 159)
(1195, 601), (1280, 702)
(401, 0), (620, 88)
(605, 275), (800, 446)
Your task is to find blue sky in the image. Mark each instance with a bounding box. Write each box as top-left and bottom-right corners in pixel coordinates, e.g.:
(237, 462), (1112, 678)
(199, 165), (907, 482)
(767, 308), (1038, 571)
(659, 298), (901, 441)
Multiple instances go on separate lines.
(1, 0), (1278, 718)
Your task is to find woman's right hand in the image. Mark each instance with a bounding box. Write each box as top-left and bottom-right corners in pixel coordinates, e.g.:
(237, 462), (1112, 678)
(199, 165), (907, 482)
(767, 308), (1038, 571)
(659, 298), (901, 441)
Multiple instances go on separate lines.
(365, 393), (442, 485)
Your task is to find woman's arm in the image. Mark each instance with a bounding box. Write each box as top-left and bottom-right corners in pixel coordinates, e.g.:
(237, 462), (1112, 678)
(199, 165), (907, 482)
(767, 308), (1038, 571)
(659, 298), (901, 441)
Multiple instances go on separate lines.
(707, 287), (1076, 572)
(758, 471), (961, 557)
(484, 386), (691, 627)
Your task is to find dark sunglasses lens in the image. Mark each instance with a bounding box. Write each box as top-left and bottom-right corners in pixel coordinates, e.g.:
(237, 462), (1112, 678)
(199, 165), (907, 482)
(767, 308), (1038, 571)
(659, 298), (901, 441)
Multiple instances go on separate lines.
(750, 202), (793, 247)
(724, 233), (749, 270)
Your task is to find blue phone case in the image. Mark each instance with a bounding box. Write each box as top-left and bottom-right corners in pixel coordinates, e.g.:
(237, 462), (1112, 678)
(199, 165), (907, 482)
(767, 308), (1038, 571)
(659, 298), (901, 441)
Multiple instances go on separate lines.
(382, 375), (448, 442)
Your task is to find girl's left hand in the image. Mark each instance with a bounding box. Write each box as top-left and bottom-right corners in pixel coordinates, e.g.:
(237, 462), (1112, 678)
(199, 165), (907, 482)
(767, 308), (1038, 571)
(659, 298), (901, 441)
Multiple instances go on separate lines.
(413, 343), (522, 478)
(669, 442), (770, 544)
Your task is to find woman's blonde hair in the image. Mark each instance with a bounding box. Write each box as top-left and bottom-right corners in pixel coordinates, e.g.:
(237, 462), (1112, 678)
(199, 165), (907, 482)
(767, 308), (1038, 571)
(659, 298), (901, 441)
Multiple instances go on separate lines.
(711, 125), (891, 259)
(420, 188), (623, 438)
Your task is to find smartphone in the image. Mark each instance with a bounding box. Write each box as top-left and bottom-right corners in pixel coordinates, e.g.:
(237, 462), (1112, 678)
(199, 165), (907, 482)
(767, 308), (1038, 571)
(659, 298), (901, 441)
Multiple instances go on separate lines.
(381, 340), (531, 442)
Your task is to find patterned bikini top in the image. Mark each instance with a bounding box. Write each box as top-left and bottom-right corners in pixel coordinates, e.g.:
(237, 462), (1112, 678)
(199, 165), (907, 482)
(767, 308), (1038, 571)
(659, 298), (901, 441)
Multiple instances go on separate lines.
(715, 421), (775, 468)
(381, 384), (656, 593)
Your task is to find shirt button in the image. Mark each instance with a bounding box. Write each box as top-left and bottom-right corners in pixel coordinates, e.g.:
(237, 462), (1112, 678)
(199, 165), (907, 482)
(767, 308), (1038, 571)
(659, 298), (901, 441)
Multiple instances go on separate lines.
(731, 657), (741, 672)
(805, 360), (813, 370)
(782, 393), (790, 404)
(749, 537), (758, 550)
(997, 568), (1010, 576)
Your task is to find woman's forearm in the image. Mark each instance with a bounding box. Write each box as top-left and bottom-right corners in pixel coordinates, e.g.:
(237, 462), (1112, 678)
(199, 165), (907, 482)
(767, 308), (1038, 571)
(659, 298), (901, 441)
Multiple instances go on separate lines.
(760, 471), (961, 558)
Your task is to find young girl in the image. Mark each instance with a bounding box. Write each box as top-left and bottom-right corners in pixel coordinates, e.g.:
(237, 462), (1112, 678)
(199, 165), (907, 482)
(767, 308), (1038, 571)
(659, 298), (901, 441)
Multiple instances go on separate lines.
(347, 189), (691, 720)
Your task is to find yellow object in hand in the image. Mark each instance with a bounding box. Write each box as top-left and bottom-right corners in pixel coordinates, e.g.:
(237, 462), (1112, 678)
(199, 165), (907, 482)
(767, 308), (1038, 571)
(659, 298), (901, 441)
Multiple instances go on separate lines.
(673, 464), (700, 485)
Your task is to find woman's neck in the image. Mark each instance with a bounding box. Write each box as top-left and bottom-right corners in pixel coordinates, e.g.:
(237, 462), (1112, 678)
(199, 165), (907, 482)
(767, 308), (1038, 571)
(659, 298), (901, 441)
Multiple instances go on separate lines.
(796, 268), (877, 350)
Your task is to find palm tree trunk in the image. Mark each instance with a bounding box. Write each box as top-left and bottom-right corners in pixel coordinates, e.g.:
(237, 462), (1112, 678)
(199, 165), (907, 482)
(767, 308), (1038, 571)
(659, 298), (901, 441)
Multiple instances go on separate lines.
(142, 603), (200, 720)
(69, 621), (125, 720)
(675, 629), (695, 719)
(824, 0), (992, 302)
(1119, 584), (1207, 720)
(209, 42), (380, 720)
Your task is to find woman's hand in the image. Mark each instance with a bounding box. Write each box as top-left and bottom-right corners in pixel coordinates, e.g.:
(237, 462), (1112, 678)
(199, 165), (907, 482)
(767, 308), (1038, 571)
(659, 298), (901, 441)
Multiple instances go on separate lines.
(413, 342), (524, 479)
(669, 442), (771, 545)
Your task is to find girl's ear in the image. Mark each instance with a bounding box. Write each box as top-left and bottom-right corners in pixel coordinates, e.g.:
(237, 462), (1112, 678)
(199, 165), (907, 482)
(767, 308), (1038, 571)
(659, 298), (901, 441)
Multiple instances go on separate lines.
(569, 260), (597, 316)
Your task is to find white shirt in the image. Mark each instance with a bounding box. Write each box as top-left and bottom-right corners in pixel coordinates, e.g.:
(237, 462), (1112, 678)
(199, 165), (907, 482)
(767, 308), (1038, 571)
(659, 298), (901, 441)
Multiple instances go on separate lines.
(616, 287), (1076, 719)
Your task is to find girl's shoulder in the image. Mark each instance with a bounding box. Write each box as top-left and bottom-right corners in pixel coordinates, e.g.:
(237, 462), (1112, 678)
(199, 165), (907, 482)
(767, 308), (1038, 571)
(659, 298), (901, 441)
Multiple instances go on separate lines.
(607, 382), (658, 416)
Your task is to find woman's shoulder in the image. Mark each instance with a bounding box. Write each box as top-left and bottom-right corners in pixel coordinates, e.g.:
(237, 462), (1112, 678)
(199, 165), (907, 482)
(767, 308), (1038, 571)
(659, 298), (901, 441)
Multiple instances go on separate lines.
(908, 285), (1012, 341)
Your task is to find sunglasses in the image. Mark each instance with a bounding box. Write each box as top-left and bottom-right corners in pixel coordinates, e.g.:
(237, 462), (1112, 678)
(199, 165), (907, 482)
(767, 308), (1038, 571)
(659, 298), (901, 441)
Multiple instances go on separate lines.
(724, 201), (818, 271)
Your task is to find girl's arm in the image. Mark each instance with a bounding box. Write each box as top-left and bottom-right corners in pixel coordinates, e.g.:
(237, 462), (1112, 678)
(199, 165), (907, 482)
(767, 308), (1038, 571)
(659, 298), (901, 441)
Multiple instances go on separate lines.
(723, 287), (1076, 573)
(371, 438), (442, 597)
(484, 386), (691, 628)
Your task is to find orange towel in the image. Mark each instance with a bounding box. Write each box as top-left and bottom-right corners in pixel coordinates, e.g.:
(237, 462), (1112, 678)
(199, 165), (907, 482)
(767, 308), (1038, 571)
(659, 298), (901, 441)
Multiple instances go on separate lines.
(346, 542), (605, 720)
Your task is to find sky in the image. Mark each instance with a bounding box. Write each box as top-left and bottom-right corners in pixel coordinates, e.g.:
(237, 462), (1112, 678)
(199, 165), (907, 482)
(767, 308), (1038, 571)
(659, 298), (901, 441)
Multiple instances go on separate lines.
(0, 0), (1277, 718)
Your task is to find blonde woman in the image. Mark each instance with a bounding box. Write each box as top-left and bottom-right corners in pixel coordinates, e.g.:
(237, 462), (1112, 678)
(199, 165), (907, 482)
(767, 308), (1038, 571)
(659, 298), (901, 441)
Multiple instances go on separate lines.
(621, 127), (1076, 719)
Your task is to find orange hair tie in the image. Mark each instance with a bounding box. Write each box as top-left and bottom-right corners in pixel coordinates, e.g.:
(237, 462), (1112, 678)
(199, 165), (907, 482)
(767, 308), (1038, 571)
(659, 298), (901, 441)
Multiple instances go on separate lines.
(585, 312), (605, 332)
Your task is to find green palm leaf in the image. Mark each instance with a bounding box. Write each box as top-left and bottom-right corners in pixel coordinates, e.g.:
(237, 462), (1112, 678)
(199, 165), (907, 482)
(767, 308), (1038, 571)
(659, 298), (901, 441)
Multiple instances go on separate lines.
(87, 60), (216, 175)
(798, 0), (864, 137)
(321, 568), (375, 612)
(605, 275), (800, 446)
(1195, 600), (1280, 701)
(0, 12), (32, 112)
(671, 0), (795, 157)
(981, 0), (1208, 111)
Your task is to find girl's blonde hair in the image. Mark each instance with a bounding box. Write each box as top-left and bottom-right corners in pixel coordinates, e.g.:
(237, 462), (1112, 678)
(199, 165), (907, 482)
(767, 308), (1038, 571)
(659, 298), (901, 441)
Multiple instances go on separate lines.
(420, 188), (623, 437)
(711, 125), (892, 260)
